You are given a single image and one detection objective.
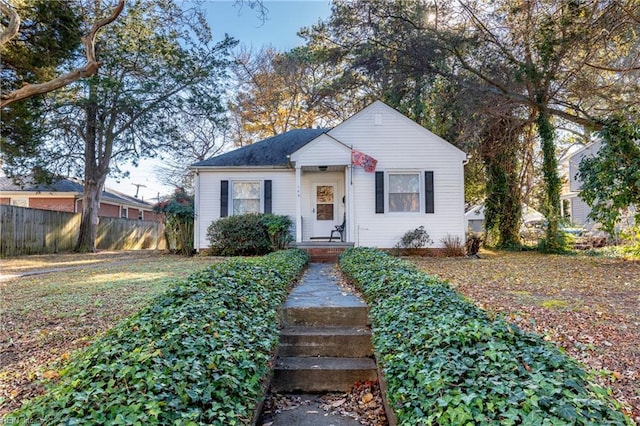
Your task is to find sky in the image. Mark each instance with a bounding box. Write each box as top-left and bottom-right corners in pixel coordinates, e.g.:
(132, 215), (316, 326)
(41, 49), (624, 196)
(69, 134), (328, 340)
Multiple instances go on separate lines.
(106, 1), (333, 203)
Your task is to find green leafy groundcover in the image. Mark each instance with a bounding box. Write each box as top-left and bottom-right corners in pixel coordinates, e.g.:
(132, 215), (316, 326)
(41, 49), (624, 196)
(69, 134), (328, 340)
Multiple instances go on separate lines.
(339, 248), (631, 426)
(8, 249), (308, 425)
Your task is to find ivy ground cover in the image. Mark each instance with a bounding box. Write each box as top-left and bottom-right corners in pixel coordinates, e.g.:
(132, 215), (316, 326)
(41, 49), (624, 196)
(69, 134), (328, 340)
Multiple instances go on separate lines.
(340, 248), (632, 425)
(412, 251), (639, 422)
(5, 249), (308, 425)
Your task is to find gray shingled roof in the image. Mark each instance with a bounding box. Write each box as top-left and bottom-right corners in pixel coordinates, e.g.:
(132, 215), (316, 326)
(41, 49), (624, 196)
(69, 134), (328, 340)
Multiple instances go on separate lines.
(191, 128), (328, 167)
(0, 177), (153, 208)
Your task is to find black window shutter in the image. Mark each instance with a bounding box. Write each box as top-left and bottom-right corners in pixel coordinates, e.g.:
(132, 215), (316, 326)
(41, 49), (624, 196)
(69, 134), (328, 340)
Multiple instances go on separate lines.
(264, 180), (272, 213)
(375, 171), (384, 214)
(220, 180), (229, 217)
(425, 171), (434, 214)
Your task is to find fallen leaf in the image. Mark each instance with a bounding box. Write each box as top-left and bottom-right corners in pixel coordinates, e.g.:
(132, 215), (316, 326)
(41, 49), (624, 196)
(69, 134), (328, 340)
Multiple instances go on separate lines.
(362, 392), (374, 403)
(331, 398), (346, 407)
(42, 370), (59, 380)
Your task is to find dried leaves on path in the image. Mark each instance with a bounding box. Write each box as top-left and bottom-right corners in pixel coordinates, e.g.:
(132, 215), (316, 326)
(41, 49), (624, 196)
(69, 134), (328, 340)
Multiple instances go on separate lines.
(261, 380), (388, 425)
(413, 251), (640, 423)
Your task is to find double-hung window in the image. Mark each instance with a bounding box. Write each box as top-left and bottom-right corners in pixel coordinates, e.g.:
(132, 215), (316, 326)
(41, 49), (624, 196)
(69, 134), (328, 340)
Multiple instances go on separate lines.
(232, 181), (261, 214)
(388, 173), (420, 213)
(220, 179), (272, 217)
(375, 171), (434, 214)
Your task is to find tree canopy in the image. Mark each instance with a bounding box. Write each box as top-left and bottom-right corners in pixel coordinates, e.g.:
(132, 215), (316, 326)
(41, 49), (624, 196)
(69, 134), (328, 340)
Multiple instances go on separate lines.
(3, 0), (236, 252)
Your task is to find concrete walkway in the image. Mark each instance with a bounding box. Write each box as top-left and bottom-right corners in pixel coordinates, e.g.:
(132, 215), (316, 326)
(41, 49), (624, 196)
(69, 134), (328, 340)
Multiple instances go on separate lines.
(261, 263), (375, 426)
(284, 262), (367, 309)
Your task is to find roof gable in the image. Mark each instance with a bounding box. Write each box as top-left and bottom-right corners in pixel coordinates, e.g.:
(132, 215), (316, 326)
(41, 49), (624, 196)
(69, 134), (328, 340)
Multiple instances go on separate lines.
(191, 128), (328, 168)
(289, 134), (352, 166)
(328, 100), (467, 160)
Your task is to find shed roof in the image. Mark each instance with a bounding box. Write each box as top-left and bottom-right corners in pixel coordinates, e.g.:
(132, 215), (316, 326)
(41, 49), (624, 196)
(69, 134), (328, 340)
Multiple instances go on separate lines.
(191, 128), (328, 167)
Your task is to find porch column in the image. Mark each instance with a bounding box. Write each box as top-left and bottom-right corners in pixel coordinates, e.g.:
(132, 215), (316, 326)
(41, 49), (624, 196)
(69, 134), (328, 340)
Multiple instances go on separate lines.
(345, 165), (353, 243)
(295, 166), (302, 242)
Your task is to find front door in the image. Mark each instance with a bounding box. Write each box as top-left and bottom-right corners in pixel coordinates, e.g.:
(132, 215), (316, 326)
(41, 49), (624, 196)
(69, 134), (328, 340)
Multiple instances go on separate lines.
(312, 183), (338, 238)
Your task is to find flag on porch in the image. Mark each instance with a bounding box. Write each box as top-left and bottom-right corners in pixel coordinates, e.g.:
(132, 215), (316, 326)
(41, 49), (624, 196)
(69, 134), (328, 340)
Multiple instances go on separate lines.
(351, 149), (377, 173)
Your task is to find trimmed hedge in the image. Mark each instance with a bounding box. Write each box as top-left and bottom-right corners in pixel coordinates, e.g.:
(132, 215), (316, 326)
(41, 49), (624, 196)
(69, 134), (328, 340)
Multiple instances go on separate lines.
(339, 247), (631, 425)
(8, 249), (308, 425)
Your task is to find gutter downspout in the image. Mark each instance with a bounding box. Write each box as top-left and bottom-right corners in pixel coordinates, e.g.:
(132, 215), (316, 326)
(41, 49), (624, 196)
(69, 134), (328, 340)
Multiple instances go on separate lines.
(194, 169), (200, 251)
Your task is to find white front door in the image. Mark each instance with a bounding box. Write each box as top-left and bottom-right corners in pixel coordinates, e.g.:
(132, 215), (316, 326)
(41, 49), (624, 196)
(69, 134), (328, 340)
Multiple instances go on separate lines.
(312, 183), (338, 238)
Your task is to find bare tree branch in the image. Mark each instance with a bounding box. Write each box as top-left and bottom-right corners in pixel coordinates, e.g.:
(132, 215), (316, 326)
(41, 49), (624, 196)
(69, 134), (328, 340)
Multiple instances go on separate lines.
(584, 61), (640, 72)
(0, 0), (20, 45)
(0, 0), (125, 108)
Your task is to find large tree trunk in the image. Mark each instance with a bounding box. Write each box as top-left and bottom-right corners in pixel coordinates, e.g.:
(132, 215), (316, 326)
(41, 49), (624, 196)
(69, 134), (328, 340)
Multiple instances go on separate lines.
(75, 81), (106, 252)
(481, 117), (524, 248)
(76, 178), (105, 252)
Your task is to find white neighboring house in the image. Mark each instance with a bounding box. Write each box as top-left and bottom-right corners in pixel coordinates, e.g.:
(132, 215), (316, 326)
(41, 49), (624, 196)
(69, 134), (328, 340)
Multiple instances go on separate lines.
(190, 101), (467, 250)
(465, 204), (545, 233)
(561, 142), (600, 229)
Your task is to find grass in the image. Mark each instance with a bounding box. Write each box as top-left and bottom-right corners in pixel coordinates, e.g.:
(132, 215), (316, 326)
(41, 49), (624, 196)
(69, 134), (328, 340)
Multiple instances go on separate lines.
(412, 250), (640, 422)
(0, 251), (220, 415)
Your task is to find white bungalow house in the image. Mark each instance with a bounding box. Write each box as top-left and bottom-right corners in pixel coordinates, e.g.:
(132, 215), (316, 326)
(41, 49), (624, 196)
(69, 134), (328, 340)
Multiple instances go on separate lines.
(561, 142), (600, 229)
(191, 101), (467, 251)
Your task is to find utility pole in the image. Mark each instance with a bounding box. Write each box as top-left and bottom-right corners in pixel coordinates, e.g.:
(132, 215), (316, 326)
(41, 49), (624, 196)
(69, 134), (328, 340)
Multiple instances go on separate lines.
(132, 183), (146, 198)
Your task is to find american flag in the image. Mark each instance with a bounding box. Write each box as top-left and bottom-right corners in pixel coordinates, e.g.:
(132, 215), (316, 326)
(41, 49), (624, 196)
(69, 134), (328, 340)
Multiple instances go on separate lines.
(351, 150), (377, 173)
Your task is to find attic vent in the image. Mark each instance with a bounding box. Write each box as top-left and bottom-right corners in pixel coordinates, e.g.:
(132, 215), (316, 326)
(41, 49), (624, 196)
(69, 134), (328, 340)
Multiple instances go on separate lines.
(374, 112), (382, 125)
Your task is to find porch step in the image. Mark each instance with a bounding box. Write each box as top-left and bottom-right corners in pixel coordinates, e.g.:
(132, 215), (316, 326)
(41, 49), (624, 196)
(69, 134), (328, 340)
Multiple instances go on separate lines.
(293, 243), (354, 263)
(278, 326), (373, 358)
(272, 357), (378, 393)
(281, 306), (370, 327)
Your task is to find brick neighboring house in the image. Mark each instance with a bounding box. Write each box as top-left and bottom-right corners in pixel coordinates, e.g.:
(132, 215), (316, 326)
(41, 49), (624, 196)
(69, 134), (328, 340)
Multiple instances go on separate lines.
(0, 177), (160, 221)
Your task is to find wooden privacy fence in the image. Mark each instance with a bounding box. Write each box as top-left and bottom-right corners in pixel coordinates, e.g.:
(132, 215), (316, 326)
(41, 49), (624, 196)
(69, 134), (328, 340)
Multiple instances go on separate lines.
(1, 205), (166, 257)
(96, 216), (165, 251)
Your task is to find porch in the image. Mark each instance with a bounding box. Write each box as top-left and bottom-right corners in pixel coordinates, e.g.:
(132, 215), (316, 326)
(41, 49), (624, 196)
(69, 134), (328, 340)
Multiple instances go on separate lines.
(290, 133), (354, 245)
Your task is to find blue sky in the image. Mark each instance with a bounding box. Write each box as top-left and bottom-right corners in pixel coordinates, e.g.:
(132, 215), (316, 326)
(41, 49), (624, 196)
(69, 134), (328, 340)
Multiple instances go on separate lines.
(205, 1), (332, 51)
(108, 1), (332, 201)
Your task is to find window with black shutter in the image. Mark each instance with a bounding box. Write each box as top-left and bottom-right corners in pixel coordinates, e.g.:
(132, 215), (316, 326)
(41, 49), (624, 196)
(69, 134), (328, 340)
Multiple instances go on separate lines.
(220, 180), (228, 217)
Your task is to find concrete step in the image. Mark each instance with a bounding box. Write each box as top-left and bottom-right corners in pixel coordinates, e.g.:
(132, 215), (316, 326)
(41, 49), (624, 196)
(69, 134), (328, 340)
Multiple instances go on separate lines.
(272, 357), (378, 393)
(281, 306), (370, 327)
(278, 326), (373, 358)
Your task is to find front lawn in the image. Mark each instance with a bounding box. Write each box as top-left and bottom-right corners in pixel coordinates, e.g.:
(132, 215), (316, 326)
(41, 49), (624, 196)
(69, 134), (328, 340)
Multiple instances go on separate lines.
(0, 252), (219, 415)
(412, 250), (639, 422)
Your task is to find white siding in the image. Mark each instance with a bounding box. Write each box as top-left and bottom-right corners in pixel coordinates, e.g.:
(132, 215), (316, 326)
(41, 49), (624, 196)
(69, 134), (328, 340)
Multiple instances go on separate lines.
(194, 169), (296, 249)
(569, 143), (600, 192)
(570, 195), (595, 228)
(328, 102), (467, 248)
(349, 167), (465, 248)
